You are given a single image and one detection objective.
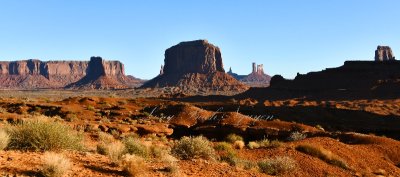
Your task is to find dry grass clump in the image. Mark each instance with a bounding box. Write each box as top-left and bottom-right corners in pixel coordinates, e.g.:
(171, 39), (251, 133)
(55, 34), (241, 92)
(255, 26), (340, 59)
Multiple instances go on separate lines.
(287, 131), (307, 141)
(40, 152), (72, 177)
(161, 153), (180, 175)
(96, 132), (126, 163)
(247, 141), (260, 149)
(172, 136), (215, 160)
(226, 134), (243, 143)
(296, 144), (349, 169)
(0, 129), (10, 150)
(123, 137), (149, 158)
(7, 118), (83, 151)
(268, 140), (284, 148)
(120, 154), (147, 177)
(233, 140), (245, 149)
(214, 142), (233, 152)
(258, 156), (296, 175)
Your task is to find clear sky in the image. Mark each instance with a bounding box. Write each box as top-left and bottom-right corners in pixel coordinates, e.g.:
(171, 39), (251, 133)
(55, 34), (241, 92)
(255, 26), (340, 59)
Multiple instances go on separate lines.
(0, 1), (398, 79)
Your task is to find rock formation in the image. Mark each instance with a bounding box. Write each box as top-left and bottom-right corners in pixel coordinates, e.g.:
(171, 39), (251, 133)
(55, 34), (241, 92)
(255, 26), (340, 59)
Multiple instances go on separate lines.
(141, 40), (248, 92)
(375, 46), (395, 61)
(228, 62), (271, 87)
(66, 57), (143, 89)
(0, 57), (143, 89)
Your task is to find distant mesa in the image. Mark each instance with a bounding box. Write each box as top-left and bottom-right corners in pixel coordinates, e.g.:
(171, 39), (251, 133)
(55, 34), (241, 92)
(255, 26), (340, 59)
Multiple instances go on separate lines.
(228, 62), (271, 87)
(240, 45), (400, 100)
(66, 57), (143, 89)
(0, 57), (144, 89)
(141, 40), (248, 91)
(375, 45), (395, 61)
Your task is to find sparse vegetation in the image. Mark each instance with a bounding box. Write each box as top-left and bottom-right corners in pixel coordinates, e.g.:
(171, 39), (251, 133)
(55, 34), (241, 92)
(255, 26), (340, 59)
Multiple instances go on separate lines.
(96, 132), (126, 163)
(226, 133), (243, 143)
(258, 156), (296, 175)
(233, 140), (245, 149)
(40, 152), (72, 177)
(287, 131), (307, 141)
(0, 129), (10, 150)
(247, 141), (260, 149)
(121, 154), (147, 177)
(172, 136), (215, 160)
(7, 117), (83, 151)
(123, 137), (149, 158)
(268, 140), (284, 148)
(296, 144), (349, 169)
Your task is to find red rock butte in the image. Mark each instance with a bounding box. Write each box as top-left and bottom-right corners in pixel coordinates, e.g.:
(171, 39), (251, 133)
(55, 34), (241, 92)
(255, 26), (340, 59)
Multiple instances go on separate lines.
(142, 40), (248, 91)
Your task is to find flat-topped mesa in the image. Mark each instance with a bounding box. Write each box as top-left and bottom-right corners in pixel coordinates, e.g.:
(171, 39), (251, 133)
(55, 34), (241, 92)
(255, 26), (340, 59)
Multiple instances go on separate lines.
(162, 39), (224, 75)
(0, 57), (143, 89)
(375, 45), (395, 61)
(142, 39), (248, 92)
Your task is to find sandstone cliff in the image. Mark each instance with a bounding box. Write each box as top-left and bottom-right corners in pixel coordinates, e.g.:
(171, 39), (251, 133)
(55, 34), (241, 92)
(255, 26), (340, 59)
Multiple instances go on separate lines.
(142, 40), (248, 92)
(0, 57), (143, 89)
(375, 46), (395, 61)
(66, 57), (142, 89)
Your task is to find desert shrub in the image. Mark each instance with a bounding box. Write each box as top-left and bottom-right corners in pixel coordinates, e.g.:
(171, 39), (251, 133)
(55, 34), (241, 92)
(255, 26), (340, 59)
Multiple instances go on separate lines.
(96, 132), (115, 155)
(96, 132), (126, 163)
(171, 136), (215, 160)
(0, 129), (10, 150)
(247, 141), (260, 149)
(219, 151), (238, 166)
(258, 156), (296, 175)
(7, 118), (83, 151)
(226, 134), (243, 143)
(233, 140), (245, 149)
(107, 141), (126, 163)
(296, 144), (349, 169)
(256, 138), (271, 148)
(287, 131), (307, 141)
(268, 140), (284, 148)
(123, 137), (149, 158)
(121, 154), (147, 177)
(161, 154), (180, 175)
(40, 152), (72, 177)
(214, 142), (233, 151)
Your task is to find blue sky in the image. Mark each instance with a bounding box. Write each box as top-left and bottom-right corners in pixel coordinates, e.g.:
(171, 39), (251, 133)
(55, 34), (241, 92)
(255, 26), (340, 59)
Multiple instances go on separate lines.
(0, 1), (399, 79)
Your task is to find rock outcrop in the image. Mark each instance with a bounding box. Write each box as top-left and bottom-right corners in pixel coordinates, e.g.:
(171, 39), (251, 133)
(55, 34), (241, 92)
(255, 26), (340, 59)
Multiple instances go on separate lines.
(228, 63), (271, 87)
(239, 46), (400, 100)
(66, 57), (143, 89)
(142, 40), (248, 92)
(0, 57), (143, 89)
(375, 46), (395, 61)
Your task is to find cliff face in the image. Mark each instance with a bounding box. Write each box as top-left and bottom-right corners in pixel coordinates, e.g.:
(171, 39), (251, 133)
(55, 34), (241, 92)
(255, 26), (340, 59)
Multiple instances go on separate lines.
(375, 46), (395, 61)
(142, 40), (248, 92)
(0, 57), (143, 89)
(66, 57), (141, 89)
(163, 40), (225, 75)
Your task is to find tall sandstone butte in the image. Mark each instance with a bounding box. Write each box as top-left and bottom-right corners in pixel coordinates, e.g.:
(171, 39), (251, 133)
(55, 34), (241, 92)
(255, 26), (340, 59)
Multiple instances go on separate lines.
(0, 57), (143, 89)
(142, 40), (248, 91)
(375, 46), (395, 61)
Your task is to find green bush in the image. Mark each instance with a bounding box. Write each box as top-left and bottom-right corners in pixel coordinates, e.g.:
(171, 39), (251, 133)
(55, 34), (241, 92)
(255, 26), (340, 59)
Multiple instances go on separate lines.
(7, 118), (83, 151)
(172, 136), (215, 160)
(258, 156), (296, 175)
